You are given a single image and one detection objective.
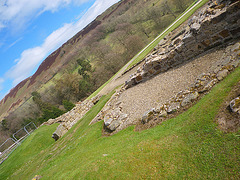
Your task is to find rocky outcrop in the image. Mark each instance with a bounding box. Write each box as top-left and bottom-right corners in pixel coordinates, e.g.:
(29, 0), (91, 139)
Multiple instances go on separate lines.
(125, 0), (240, 89)
(45, 95), (102, 141)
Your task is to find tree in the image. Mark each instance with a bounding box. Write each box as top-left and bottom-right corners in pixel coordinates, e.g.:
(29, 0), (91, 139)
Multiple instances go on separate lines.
(1, 119), (8, 131)
(55, 73), (82, 102)
(77, 58), (92, 80)
(62, 100), (75, 111)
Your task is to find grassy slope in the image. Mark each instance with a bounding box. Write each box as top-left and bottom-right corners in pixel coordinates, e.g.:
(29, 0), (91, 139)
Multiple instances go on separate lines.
(1, 67), (240, 179)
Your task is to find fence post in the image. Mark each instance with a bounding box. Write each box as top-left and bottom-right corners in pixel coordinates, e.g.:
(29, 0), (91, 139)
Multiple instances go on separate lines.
(24, 126), (30, 135)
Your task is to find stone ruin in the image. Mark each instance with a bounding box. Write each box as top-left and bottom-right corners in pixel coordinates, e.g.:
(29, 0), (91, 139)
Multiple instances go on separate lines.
(125, 0), (240, 88)
(90, 0), (240, 134)
(44, 95), (102, 141)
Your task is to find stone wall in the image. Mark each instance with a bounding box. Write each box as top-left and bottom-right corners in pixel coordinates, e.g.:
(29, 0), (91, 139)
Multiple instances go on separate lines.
(125, 0), (240, 89)
(44, 95), (101, 141)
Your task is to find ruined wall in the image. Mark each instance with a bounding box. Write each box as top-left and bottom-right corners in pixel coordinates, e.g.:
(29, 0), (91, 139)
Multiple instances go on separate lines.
(125, 0), (240, 88)
(44, 95), (102, 141)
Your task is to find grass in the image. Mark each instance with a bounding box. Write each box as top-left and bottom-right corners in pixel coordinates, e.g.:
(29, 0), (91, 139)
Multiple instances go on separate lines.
(1, 66), (240, 180)
(126, 0), (208, 70)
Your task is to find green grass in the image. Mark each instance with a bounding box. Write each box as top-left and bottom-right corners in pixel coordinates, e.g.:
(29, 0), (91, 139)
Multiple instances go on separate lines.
(1, 66), (240, 180)
(126, 0), (209, 70)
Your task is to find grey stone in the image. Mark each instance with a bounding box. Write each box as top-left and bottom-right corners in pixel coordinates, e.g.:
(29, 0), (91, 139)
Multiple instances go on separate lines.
(52, 124), (68, 141)
(167, 102), (180, 114)
(119, 113), (128, 121)
(108, 120), (121, 131)
(216, 69), (229, 80)
(181, 92), (199, 107)
(46, 118), (57, 125)
(141, 108), (155, 124)
(190, 23), (201, 34)
(199, 79), (218, 93)
(159, 110), (167, 117)
(230, 60), (240, 68)
(230, 97), (240, 114)
(104, 115), (113, 126)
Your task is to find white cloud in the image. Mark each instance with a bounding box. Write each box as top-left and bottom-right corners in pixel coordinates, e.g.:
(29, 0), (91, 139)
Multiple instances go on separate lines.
(6, 23), (75, 85)
(0, 0), (89, 32)
(6, 0), (120, 86)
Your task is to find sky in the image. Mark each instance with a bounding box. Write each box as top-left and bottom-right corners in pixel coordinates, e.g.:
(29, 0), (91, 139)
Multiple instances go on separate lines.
(0, 0), (120, 100)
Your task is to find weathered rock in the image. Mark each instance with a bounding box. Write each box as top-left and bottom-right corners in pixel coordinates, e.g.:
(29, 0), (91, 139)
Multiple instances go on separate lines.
(91, 95), (102, 105)
(52, 124), (68, 141)
(167, 102), (180, 114)
(45, 118), (57, 125)
(104, 115), (113, 126)
(229, 96), (240, 114)
(216, 69), (229, 80)
(159, 110), (167, 117)
(190, 22), (201, 34)
(141, 108), (155, 124)
(181, 92), (199, 107)
(107, 120), (121, 131)
(199, 79), (218, 93)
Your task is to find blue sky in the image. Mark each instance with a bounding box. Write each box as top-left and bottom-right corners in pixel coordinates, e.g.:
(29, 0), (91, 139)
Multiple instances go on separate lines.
(0, 0), (119, 100)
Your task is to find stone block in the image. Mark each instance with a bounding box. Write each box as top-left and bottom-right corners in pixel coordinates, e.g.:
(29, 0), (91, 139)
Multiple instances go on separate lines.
(141, 108), (155, 124)
(108, 120), (121, 131)
(181, 92), (199, 107)
(167, 102), (180, 114)
(201, 39), (211, 47)
(52, 124), (68, 141)
(216, 69), (229, 80)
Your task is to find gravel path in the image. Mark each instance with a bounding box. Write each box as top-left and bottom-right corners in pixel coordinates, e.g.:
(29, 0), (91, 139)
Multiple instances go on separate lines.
(119, 48), (225, 123)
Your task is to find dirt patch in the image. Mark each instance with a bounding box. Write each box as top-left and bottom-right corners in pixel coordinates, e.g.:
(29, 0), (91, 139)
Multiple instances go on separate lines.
(215, 81), (240, 132)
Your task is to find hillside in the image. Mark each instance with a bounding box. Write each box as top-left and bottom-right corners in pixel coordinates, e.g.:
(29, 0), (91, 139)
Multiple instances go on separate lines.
(0, 0), (195, 142)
